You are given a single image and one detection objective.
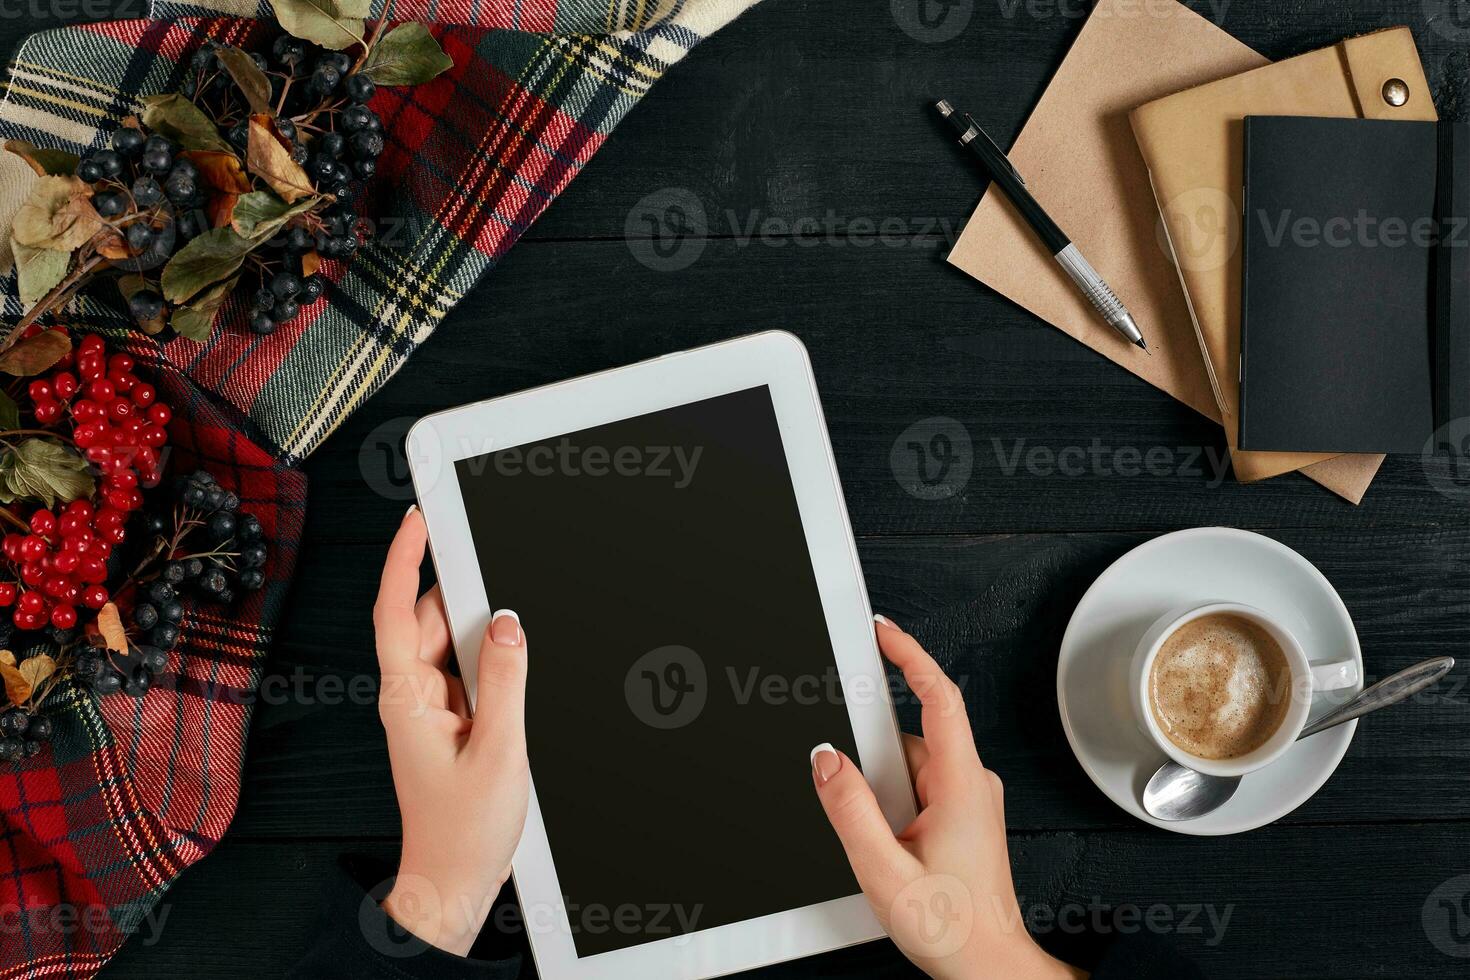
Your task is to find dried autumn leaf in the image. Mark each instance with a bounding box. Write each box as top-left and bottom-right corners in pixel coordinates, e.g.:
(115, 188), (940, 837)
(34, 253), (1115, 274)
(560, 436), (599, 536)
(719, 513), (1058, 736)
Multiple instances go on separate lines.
(0, 438), (96, 508)
(171, 274), (238, 342)
(214, 46), (274, 115)
(160, 226), (255, 304)
(301, 250), (322, 277)
(0, 393), (17, 432)
(4, 139), (81, 177)
(12, 176), (101, 252)
(0, 651), (14, 668)
(0, 329), (71, 376)
(246, 116), (316, 204)
(361, 23), (454, 86)
(13, 241), (70, 309)
(19, 654), (56, 690)
(271, 0), (368, 51)
(0, 662), (30, 705)
(96, 602), (127, 654)
(141, 94), (233, 153)
(230, 190), (320, 240)
(181, 150), (253, 197)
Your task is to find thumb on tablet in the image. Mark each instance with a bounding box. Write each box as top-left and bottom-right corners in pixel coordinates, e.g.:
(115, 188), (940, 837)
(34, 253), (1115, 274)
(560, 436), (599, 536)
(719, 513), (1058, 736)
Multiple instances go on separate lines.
(810, 744), (910, 895)
(470, 609), (528, 753)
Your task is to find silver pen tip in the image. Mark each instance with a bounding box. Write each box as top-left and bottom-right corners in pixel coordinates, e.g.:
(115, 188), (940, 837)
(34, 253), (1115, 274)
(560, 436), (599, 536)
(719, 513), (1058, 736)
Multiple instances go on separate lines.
(935, 99), (954, 118)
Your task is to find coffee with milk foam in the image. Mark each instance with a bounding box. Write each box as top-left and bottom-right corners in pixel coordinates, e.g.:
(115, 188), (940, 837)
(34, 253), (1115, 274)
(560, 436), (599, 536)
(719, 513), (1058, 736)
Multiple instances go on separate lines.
(1148, 613), (1291, 760)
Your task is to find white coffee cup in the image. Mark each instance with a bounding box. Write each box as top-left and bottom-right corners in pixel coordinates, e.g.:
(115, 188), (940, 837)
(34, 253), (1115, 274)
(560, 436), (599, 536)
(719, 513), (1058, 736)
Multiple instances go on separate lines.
(1129, 602), (1360, 778)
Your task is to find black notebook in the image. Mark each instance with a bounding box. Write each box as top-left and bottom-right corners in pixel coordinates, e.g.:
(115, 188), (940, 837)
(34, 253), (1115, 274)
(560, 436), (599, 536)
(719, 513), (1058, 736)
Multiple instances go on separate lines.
(1239, 115), (1470, 454)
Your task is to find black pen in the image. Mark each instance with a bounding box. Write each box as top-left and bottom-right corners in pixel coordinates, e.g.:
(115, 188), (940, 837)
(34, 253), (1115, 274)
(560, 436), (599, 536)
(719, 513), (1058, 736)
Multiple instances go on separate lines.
(936, 99), (1148, 354)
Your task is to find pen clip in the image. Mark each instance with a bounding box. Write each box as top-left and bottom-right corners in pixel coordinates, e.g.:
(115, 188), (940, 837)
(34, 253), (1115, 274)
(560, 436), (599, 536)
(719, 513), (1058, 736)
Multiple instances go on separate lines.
(963, 113), (1025, 187)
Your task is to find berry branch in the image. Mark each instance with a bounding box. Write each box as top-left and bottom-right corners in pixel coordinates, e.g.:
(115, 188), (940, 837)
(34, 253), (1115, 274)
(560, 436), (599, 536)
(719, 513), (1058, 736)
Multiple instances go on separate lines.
(0, 329), (271, 762)
(6, 8), (452, 343)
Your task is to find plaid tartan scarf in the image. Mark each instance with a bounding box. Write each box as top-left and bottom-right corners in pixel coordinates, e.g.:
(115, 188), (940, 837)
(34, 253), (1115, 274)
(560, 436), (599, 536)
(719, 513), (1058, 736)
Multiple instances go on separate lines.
(0, 0), (759, 975)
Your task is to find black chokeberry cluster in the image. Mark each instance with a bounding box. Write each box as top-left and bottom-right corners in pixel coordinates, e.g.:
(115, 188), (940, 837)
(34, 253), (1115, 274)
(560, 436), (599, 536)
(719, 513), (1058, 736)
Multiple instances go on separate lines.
(73, 639), (166, 699)
(0, 704), (53, 761)
(129, 468), (267, 649)
(90, 34), (384, 337)
(75, 128), (200, 325)
(249, 268), (327, 337)
(206, 36), (383, 336)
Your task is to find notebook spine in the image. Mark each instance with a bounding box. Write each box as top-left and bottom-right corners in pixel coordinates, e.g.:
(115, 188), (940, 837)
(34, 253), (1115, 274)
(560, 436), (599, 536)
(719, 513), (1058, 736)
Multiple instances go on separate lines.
(1434, 123), (1470, 432)
(1238, 119), (1253, 447)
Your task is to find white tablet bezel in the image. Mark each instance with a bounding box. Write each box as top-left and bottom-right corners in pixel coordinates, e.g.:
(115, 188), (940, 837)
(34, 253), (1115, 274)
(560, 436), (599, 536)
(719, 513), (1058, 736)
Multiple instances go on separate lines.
(406, 331), (917, 980)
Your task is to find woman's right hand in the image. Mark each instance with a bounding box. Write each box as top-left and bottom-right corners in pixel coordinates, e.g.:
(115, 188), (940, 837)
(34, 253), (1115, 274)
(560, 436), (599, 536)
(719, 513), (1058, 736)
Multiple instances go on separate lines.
(810, 616), (1086, 980)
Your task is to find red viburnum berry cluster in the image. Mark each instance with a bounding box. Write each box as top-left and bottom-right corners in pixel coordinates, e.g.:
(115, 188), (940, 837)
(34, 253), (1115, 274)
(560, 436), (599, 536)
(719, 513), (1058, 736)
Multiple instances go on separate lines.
(0, 329), (172, 632)
(1, 501), (113, 630)
(44, 332), (171, 486)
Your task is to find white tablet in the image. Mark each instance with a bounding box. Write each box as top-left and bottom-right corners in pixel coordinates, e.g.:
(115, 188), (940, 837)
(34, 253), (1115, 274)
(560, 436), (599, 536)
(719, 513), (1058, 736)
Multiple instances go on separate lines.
(406, 331), (916, 980)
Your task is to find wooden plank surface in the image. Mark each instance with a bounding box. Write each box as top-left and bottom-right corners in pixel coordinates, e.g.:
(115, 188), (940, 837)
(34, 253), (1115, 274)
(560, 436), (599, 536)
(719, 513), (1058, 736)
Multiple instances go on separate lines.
(1, 0), (1468, 977)
(100, 825), (1470, 978)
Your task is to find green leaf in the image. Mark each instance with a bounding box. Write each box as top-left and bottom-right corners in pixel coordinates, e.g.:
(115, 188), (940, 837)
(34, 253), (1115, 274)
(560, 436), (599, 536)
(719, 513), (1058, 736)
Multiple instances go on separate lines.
(215, 46), (274, 116)
(230, 190), (320, 240)
(0, 439), (95, 509)
(171, 275), (238, 342)
(141, 93), (233, 153)
(160, 226), (256, 304)
(0, 392), (18, 432)
(361, 23), (454, 86)
(13, 241), (70, 309)
(3, 139), (80, 177)
(271, 0), (368, 51)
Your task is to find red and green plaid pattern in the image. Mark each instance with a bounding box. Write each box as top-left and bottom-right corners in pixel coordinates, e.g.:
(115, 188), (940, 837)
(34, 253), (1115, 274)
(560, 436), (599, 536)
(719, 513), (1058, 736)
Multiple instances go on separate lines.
(0, 0), (759, 974)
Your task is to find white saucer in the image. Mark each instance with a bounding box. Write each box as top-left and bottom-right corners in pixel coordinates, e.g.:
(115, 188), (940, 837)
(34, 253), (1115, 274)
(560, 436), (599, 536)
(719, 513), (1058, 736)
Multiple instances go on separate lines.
(1056, 527), (1362, 836)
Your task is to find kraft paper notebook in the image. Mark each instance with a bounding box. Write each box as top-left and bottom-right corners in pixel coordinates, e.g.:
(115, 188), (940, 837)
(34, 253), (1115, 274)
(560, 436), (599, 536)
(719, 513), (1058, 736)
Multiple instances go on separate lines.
(946, 0), (1372, 501)
(1131, 27), (1437, 495)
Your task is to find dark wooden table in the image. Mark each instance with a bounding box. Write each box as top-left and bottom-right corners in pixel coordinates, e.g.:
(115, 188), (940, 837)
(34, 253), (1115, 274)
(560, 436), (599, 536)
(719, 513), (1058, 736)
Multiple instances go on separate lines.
(5, 1), (1470, 976)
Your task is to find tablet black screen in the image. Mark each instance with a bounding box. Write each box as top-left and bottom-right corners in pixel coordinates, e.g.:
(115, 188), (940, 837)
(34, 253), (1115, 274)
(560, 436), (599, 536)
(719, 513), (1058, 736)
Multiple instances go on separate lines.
(454, 385), (862, 958)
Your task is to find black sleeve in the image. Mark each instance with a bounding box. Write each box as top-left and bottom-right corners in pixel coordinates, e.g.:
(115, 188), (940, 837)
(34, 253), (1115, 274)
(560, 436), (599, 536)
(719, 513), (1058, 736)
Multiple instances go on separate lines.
(287, 856), (524, 980)
(1089, 932), (1205, 980)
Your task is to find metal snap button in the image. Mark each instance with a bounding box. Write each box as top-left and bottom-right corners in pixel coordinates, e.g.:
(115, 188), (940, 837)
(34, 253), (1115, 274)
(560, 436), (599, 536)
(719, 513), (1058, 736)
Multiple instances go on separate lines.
(1382, 78), (1410, 107)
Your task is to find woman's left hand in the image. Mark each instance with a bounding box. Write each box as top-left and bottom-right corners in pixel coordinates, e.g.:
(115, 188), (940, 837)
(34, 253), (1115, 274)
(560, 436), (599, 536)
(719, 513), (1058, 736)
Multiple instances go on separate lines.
(373, 507), (530, 956)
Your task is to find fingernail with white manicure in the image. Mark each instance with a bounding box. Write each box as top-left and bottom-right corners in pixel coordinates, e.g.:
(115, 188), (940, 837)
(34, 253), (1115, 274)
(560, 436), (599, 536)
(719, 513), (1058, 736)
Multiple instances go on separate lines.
(810, 742), (841, 784)
(490, 608), (521, 646)
(874, 614), (898, 630)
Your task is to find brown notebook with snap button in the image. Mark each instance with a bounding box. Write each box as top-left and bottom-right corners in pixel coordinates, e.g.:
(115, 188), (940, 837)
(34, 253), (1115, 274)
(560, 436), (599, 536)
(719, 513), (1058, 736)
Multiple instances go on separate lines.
(1131, 28), (1437, 497)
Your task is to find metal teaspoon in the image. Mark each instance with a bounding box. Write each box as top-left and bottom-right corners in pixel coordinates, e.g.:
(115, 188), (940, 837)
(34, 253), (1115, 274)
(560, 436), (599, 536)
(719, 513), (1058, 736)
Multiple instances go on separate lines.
(1142, 656), (1456, 822)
